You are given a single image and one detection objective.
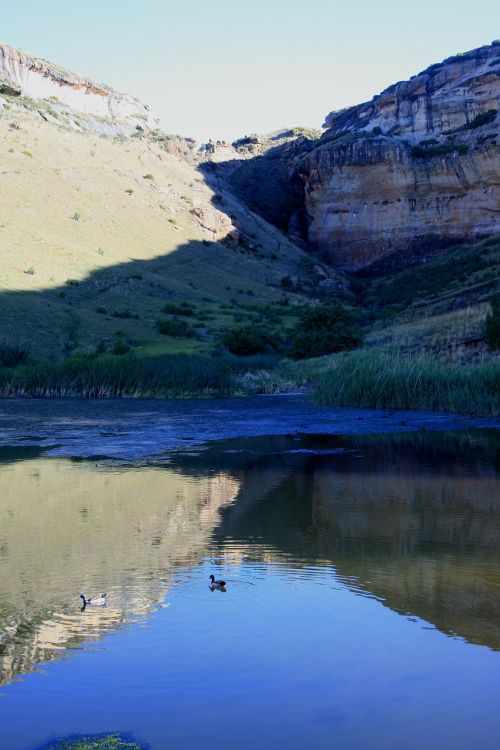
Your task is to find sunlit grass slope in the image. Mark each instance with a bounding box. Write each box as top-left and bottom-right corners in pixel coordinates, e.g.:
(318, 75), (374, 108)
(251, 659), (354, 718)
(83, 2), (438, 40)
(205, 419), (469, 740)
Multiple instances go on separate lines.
(0, 105), (316, 358)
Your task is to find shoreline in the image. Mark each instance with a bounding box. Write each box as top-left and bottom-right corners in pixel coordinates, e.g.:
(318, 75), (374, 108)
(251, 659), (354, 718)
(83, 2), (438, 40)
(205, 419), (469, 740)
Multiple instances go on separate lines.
(0, 393), (498, 462)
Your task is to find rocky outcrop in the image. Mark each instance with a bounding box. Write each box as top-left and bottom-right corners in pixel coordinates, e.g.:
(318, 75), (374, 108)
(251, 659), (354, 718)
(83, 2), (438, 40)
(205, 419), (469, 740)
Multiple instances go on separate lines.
(296, 42), (500, 271)
(0, 43), (158, 135)
(201, 129), (319, 240)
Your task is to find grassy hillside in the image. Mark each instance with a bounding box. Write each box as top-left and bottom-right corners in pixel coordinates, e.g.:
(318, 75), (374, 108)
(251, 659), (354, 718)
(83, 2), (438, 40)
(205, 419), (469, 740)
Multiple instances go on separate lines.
(0, 103), (319, 359)
(353, 235), (500, 364)
(0, 95), (498, 414)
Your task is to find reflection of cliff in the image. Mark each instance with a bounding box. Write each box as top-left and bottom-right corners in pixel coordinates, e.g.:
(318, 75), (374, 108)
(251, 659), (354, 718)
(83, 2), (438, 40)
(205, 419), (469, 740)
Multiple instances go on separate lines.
(0, 459), (238, 685)
(200, 431), (500, 650)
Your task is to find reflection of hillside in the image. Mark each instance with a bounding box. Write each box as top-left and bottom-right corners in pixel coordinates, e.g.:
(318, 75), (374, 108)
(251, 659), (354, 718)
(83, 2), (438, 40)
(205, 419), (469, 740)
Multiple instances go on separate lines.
(199, 431), (500, 650)
(0, 459), (238, 685)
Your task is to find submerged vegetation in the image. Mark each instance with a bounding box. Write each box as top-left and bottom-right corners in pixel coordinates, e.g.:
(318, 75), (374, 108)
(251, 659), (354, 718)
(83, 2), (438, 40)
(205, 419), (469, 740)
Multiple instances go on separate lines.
(38, 734), (144, 750)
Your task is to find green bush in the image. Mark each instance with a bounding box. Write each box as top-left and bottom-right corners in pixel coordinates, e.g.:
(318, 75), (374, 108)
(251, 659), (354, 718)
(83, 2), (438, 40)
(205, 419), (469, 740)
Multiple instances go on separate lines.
(112, 341), (131, 355)
(485, 293), (500, 350)
(460, 109), (497, 130)
(162, 302), (195, 316)
(280, 275), (294, 290)
(290, 305), (363, 359)
(0, 343), (28, 367)
(411, 142), (469, 158)
(223, 325), (272, 355)
(156, 318), (194, 337)
(111, 309), (139, 319)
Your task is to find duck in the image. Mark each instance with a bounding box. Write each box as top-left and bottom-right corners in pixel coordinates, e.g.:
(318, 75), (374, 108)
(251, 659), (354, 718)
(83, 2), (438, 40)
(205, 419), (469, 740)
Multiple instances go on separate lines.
(209, 575), (226, 589)
(80, 592), (107, 606)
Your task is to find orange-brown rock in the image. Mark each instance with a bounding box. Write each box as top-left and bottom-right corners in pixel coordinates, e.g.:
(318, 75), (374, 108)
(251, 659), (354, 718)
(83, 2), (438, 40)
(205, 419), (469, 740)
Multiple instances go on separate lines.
(296, 42), (500, 271)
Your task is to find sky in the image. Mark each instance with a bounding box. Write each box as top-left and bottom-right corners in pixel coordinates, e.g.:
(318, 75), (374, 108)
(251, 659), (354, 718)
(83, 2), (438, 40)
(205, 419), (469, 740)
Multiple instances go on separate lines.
(2, 0), (499, 143)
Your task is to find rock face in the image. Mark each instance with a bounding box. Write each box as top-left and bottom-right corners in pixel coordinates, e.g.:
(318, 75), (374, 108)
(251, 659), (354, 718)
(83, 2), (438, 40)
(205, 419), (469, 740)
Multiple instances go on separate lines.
(296, 42), (500, 271)
(0, 43), (158, 135)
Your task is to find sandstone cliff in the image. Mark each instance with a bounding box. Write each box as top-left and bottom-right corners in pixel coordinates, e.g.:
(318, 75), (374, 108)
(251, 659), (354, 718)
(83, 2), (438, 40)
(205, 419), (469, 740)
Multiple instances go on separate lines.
(296, 42), (500, 271)
(0, 43), (158, 136)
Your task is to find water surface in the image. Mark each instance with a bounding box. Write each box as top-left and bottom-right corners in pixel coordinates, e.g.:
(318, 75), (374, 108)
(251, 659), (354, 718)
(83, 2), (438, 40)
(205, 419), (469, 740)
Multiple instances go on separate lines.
(0, 415), (499, 749)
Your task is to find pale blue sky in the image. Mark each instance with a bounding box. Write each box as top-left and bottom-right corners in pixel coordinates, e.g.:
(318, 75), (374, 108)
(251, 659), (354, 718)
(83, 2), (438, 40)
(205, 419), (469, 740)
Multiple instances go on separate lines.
(2, 0), (499, 142)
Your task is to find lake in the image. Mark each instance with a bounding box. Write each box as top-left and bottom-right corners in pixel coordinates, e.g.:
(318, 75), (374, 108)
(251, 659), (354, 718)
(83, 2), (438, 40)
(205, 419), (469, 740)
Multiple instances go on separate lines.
(0, 397), (499, 750)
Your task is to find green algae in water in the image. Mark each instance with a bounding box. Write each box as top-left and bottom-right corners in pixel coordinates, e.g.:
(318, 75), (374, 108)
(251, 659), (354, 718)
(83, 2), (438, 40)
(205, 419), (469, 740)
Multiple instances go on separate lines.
(37, 734), (145, 750)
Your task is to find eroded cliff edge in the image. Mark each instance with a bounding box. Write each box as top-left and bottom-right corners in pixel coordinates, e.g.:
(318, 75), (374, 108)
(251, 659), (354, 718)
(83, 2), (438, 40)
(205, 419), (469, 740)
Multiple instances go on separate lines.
(220, 42), (500, 272)
(0, 43), (158, 135)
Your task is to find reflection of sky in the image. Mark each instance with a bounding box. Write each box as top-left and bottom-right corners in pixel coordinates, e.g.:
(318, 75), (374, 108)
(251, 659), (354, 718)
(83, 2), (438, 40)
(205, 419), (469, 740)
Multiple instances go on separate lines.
(1, 427), (500, 749)
(2, 564), (500, 750)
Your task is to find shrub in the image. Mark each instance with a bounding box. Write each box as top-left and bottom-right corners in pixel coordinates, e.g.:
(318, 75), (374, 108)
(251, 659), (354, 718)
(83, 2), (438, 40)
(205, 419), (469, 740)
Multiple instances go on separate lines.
(65, 278), (79, 286)
(156, 318), (193, 337)
(0, 343), (28, 367)
(111, 309), (139, 319)
(223, 325), (272, 355)
(411, 142), (468, 158)
(125, 188), (134, 195)
(372, 126), (382, 135)
(71, 212), (81, 221)
(112, 341), (131, 355)
(162, 302), (195, 316)
(290, 304), (363, 359)
(143, 173), (154, 180)
(462, 109), (497, 130)
(24, 266), (35, 275)
(96, 306), (107, 314)
(280, 275), (294, 290)
(485, 293), (500, 350)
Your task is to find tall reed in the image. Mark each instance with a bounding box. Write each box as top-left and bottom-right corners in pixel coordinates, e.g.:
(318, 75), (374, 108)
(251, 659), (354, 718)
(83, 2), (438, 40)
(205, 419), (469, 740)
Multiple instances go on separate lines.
(314, 351), (500, 416)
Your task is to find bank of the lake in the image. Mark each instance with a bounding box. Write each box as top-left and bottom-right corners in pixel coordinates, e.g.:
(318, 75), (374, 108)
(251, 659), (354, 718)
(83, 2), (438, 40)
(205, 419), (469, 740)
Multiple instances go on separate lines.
(0, 350), (498, 417)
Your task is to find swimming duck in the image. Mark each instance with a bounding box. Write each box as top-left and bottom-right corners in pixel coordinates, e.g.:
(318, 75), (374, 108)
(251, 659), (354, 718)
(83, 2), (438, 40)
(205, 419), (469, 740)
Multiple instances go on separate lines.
(80, 592), (107, 606)
(209, 575), (226, 589)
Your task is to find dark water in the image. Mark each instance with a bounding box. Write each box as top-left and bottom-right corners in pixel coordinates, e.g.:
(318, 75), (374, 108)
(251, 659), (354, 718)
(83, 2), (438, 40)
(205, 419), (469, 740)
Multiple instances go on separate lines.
(0, 401), (499, 749)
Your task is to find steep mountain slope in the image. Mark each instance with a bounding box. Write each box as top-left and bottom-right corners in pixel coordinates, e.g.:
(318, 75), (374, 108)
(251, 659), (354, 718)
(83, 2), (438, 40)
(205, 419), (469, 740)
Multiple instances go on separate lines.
(216, 42), (500, 274)
(0, 50), (325, 359)
(0, 43), (158, 136)
(299, 42), (500, 271)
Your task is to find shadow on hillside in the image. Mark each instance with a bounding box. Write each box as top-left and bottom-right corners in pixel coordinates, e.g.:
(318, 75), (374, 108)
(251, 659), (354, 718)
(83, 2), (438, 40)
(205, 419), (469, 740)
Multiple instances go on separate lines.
(0, 235), (290, 359)
(198, 139), (310, 238)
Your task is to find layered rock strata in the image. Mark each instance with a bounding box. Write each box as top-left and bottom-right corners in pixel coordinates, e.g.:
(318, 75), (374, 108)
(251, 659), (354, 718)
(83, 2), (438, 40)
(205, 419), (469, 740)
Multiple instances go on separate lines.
(296, 42), (500, 271)
(0, 43), (158, 136)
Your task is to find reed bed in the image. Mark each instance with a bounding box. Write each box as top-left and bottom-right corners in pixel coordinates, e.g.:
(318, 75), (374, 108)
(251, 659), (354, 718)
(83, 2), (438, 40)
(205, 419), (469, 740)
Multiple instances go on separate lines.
(313, 350), (500, 416)
(0, 353), (278, 398)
